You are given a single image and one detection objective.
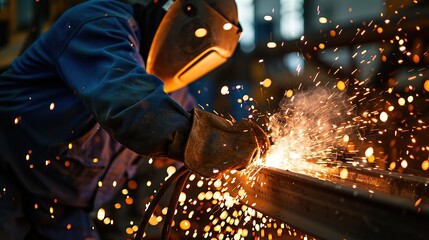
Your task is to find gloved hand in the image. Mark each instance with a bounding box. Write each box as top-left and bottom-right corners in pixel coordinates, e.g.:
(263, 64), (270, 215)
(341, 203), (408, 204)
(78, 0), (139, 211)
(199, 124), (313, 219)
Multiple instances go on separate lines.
(174, 108), (270, 178)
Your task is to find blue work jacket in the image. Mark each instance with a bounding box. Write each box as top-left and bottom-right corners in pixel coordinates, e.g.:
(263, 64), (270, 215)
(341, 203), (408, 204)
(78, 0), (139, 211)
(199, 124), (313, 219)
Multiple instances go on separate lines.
(0, 0), (193, 212)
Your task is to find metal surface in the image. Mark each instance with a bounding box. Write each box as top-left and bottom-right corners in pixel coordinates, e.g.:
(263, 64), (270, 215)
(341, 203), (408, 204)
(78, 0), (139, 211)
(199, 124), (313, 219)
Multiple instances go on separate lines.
(234, 166), (429, 240)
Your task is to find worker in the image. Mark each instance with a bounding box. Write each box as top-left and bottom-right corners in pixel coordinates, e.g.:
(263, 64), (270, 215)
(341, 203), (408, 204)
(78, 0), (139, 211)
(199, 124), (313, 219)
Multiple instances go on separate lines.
(0, 0), (270, 239)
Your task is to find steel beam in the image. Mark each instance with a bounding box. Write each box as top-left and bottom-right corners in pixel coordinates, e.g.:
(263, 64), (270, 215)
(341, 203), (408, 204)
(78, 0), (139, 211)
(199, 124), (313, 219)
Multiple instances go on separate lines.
(234, 166), (429, 240)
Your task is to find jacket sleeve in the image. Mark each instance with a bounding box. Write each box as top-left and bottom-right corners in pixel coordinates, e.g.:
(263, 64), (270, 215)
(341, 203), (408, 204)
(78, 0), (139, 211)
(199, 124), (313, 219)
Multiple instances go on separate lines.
(56, 16), (192, 158)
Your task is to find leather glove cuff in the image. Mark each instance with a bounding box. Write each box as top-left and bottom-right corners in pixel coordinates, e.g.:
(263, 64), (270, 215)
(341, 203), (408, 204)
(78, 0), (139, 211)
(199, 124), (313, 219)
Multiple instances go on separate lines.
(183, 108), (264, 178)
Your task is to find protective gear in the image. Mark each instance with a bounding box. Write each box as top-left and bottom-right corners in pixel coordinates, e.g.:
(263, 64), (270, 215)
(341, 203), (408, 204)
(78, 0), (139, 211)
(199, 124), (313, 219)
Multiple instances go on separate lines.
(182, 108), (270, 178)
(146, 0), (241, 93)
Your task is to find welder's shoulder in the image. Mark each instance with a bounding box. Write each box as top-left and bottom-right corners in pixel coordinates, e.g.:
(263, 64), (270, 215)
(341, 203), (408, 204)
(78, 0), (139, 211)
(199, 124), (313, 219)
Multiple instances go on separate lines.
(46, 0), (137, 57)
(59, 0), (134, 25)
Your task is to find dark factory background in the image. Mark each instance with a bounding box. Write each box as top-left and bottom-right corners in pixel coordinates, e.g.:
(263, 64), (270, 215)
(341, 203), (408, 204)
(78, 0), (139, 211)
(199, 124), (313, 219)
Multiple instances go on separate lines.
(1, 0), (428, 239)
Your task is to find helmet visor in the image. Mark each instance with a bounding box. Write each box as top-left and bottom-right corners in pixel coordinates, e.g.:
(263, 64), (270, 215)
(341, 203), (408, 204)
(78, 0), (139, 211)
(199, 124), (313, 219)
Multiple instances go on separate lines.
(146, 0), (241, 92)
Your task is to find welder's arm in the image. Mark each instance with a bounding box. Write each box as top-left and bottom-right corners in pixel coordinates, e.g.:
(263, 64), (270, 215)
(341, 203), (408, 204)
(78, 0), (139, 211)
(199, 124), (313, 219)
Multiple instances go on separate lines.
(57, 17), (192, 158)
(170, 109), (270, 178)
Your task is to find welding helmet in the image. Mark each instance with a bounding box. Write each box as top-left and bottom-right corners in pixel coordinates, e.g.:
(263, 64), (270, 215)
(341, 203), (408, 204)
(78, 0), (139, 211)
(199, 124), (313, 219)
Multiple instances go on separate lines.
(146, 0), (242, 93)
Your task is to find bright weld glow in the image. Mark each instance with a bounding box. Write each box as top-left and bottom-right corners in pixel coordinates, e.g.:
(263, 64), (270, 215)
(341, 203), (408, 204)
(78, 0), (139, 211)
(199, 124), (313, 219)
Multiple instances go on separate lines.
(263, 88), (354, 173)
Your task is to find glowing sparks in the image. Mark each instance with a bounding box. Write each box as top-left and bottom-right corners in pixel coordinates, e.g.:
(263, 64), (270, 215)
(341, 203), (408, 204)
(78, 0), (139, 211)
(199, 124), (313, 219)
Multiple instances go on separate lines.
(379, 111), (388, 122)
(423, 80), (429, 92)
(365, 147), (374, 158)
(389, 162), (396, 170)
(180, 220), (191, 230)
(220, 86), (229, 95)
(264, 15), (273, 21)
(336, 81), (346, 91)
(260, 78), (272, 88)
(166, 165), (176, 175)
(367, 155), (375, 163)
(401, 160), (408, 169)
(421, 160), (429, 171)
(319, 17), (328, 24)
(97, 208), (106, 220)
(267, 42), (277, 48)
(125, 196), (133, 205)
(340, 168), (348, 179)
(178, 192), (187, 202)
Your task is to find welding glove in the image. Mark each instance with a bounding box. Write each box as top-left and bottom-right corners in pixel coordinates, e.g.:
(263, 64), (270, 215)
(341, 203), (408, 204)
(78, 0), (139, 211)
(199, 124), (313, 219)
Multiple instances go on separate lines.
(170, 108), (270, 178)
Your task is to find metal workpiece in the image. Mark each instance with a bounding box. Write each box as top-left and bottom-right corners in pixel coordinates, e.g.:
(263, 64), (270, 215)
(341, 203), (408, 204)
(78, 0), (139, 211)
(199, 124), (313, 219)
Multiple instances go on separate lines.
(234, 166), (429, 240)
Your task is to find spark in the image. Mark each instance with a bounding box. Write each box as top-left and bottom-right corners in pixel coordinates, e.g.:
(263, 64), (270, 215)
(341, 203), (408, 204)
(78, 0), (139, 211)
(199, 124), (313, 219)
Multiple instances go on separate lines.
(379, 111), (388, 122)
(422, 160), (429, 171)
(267, 42), (277, 48)
(260, 78), (272, 88)
(319, 17), (328, 24)
(264, 15), (273, 21)
(97, 208), (106, 220)
(401, 159), (408, 169)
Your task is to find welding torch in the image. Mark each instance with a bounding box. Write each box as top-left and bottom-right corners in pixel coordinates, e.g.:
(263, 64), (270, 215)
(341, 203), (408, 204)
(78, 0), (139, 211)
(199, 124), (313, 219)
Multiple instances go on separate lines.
(134, 108), (270, 240)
